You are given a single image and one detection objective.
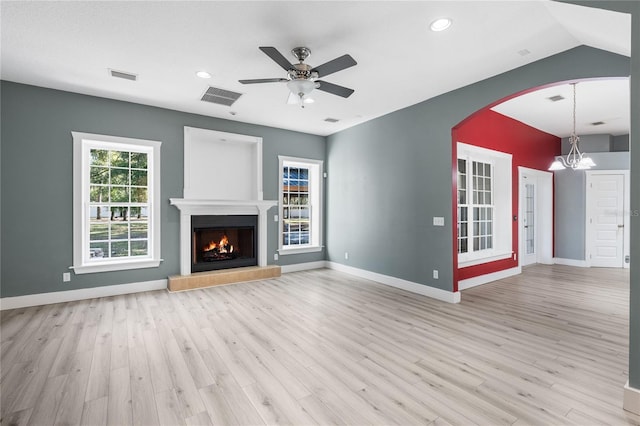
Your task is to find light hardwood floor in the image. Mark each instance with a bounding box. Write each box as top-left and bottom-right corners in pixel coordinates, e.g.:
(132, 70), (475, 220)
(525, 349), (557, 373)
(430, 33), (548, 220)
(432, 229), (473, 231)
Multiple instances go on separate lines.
(2, 264), (639, 425)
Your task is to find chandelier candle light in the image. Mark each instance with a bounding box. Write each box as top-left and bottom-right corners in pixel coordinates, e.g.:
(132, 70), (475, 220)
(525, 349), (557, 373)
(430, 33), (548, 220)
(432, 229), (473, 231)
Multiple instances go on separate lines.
(548, 82), (596, 171)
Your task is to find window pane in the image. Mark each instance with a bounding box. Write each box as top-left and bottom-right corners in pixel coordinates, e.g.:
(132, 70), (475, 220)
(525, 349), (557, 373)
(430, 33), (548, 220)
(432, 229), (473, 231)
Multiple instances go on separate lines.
(130, 152), (147, 169)
(91, 149), (109, 166)
(299, 232), (310, 244)
(110, 151), (129, 167)
(131, 170), (147, 186)
(111, 223), (129, 240)
(90, 242), (108, 259)
(111, 241), (129, 257)
(458, 159), (466, 174)
(131, 222), (148, 239)
(131, 188), (148, 203)
(111, 168), (129, 185)
(90, 223), (108, 241)
(90, 186), (109, 203)
(458, 189), (466, 205)
(110, 187), (129, 203)
(90, 166), (109, 184)
(110, 207), (128, 221)
(131, 240), (148, 256)
(90, 206), (109, 220)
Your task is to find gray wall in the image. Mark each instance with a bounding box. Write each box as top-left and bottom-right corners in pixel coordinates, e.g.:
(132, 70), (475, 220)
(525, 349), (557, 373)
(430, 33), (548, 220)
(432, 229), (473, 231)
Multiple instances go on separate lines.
(562, 134), (612, 153)
(554, 151), (629, 260)
(326, 45), (630, 292)
(612, 134), (630, 151)
(561, 133), (630, 153)
(0, 82), (326, 298)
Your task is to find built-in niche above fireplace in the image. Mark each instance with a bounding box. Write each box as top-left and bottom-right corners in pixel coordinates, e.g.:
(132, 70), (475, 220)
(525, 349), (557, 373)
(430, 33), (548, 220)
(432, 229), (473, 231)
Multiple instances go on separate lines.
(170, 127), (277, 277)
(192, 215), (257, 273)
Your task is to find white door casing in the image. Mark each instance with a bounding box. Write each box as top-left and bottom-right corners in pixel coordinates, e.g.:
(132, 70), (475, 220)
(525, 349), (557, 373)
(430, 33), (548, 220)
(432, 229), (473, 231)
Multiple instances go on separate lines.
(586, 171), (629, 268)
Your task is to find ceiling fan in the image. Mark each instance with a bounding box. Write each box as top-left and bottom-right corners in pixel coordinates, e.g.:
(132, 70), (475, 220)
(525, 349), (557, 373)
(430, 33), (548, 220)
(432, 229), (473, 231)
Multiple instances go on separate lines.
(239, 46), (357, 106)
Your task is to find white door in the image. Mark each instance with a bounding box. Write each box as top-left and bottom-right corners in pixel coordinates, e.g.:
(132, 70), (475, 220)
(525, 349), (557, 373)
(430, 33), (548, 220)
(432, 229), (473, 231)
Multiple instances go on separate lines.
(521, 179), (537, 266)
(587, 174), (624, 267)
(518, 167), (553, 266)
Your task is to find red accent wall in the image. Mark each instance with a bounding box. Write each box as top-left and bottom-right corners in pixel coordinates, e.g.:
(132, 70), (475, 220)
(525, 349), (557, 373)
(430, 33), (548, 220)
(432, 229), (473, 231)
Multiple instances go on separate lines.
(452, 109), (560, 288)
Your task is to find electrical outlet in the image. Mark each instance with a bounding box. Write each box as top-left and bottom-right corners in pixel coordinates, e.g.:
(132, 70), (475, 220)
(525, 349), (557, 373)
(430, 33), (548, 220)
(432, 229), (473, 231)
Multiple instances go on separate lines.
(274, 253), (279, 261)
(344, 252), (349, 260)
(274, 214), (279, 222)
(63, 272), (71, 282)
(433, 270), (439, 279)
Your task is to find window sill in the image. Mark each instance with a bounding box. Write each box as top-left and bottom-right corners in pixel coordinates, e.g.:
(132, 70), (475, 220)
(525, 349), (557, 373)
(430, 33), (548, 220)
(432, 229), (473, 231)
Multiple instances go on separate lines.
(458, 251), (512, 268)
(278, 246), (323, 256)
(72, 258), (163, 275)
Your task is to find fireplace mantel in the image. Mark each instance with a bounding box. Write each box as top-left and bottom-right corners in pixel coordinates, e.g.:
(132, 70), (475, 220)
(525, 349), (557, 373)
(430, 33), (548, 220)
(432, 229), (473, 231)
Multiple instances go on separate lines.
(170, 198), (277, 276)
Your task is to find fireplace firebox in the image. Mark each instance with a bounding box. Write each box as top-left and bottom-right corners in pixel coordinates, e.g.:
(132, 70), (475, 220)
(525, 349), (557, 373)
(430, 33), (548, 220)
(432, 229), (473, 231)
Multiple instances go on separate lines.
(191, 215), (257, 273)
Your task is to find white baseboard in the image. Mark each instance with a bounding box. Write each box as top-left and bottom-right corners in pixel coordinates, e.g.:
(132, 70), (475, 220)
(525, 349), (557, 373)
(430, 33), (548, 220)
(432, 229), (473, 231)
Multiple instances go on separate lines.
(458, 266), (522, 291)
(326, 262), (460, 304)
(280, 261), (328, 274)
(553, 257), (588, 267)
(0, 279), (168, 310)
(624, 381), (640, 415)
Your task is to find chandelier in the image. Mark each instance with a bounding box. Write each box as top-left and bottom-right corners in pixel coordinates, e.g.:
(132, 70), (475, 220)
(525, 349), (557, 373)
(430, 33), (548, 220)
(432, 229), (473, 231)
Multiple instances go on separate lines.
(548, 83), (595, 171)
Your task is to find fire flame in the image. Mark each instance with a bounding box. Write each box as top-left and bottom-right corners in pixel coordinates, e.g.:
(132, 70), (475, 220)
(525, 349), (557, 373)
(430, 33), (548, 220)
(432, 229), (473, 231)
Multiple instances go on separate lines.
(204, 235), (234, 253)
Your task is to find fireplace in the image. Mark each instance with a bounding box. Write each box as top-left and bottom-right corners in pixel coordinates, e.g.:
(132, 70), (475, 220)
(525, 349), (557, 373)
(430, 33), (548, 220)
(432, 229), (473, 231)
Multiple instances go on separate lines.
(191, 215), (257, 273)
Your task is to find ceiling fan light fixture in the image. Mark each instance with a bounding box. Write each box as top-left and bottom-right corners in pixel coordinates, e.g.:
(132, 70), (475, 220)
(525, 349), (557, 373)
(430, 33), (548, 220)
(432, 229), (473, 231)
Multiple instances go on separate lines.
(287, 79), (316, 97)
(430, 17), (452, 32)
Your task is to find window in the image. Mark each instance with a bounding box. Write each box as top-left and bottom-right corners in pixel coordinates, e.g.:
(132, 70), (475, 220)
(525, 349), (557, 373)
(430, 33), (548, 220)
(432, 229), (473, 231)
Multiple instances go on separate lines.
(73, 132), (162, 274)
(279, 156), (323, 254)
(458, 159), (493, 254)
(457, 143), (512, 267)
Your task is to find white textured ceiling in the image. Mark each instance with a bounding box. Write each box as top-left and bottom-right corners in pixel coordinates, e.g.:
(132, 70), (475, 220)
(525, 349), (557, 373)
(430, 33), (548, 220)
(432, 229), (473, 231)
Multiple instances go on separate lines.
(492, 78), (630, 137)
(0, 1), (631, 137)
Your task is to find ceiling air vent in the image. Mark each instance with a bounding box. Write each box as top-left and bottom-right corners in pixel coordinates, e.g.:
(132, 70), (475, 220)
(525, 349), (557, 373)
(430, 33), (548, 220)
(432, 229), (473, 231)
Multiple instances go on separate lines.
(324, 118), (340, 123)
(201, 86), (242, 106)
(109, 69), (137, 81)
(547, 95), (564, 102)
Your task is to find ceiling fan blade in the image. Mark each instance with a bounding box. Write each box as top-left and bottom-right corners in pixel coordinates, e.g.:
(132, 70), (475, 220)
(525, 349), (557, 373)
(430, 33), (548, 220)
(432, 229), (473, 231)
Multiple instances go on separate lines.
(312, 54), (357, 78)
(239, 78), (288, 84)
(259, 46), (294, 71)
(316, 80), (354, 98)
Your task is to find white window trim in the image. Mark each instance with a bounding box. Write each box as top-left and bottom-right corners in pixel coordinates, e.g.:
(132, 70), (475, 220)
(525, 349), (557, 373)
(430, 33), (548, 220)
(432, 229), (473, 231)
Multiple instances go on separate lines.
(457, 142), (512, 268)
(72, 132), (162, 274)
(278, 156), (323, 255)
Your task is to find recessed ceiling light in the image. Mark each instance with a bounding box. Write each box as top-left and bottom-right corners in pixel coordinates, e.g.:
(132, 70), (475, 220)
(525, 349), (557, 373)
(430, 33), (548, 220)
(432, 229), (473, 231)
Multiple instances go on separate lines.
(430, 18), (452, 32)
(196, 71), (212, 79)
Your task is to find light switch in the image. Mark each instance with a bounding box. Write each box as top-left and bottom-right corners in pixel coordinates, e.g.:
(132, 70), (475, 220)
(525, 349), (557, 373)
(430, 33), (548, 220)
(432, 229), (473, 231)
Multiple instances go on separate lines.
(433, 217), (445, 226)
